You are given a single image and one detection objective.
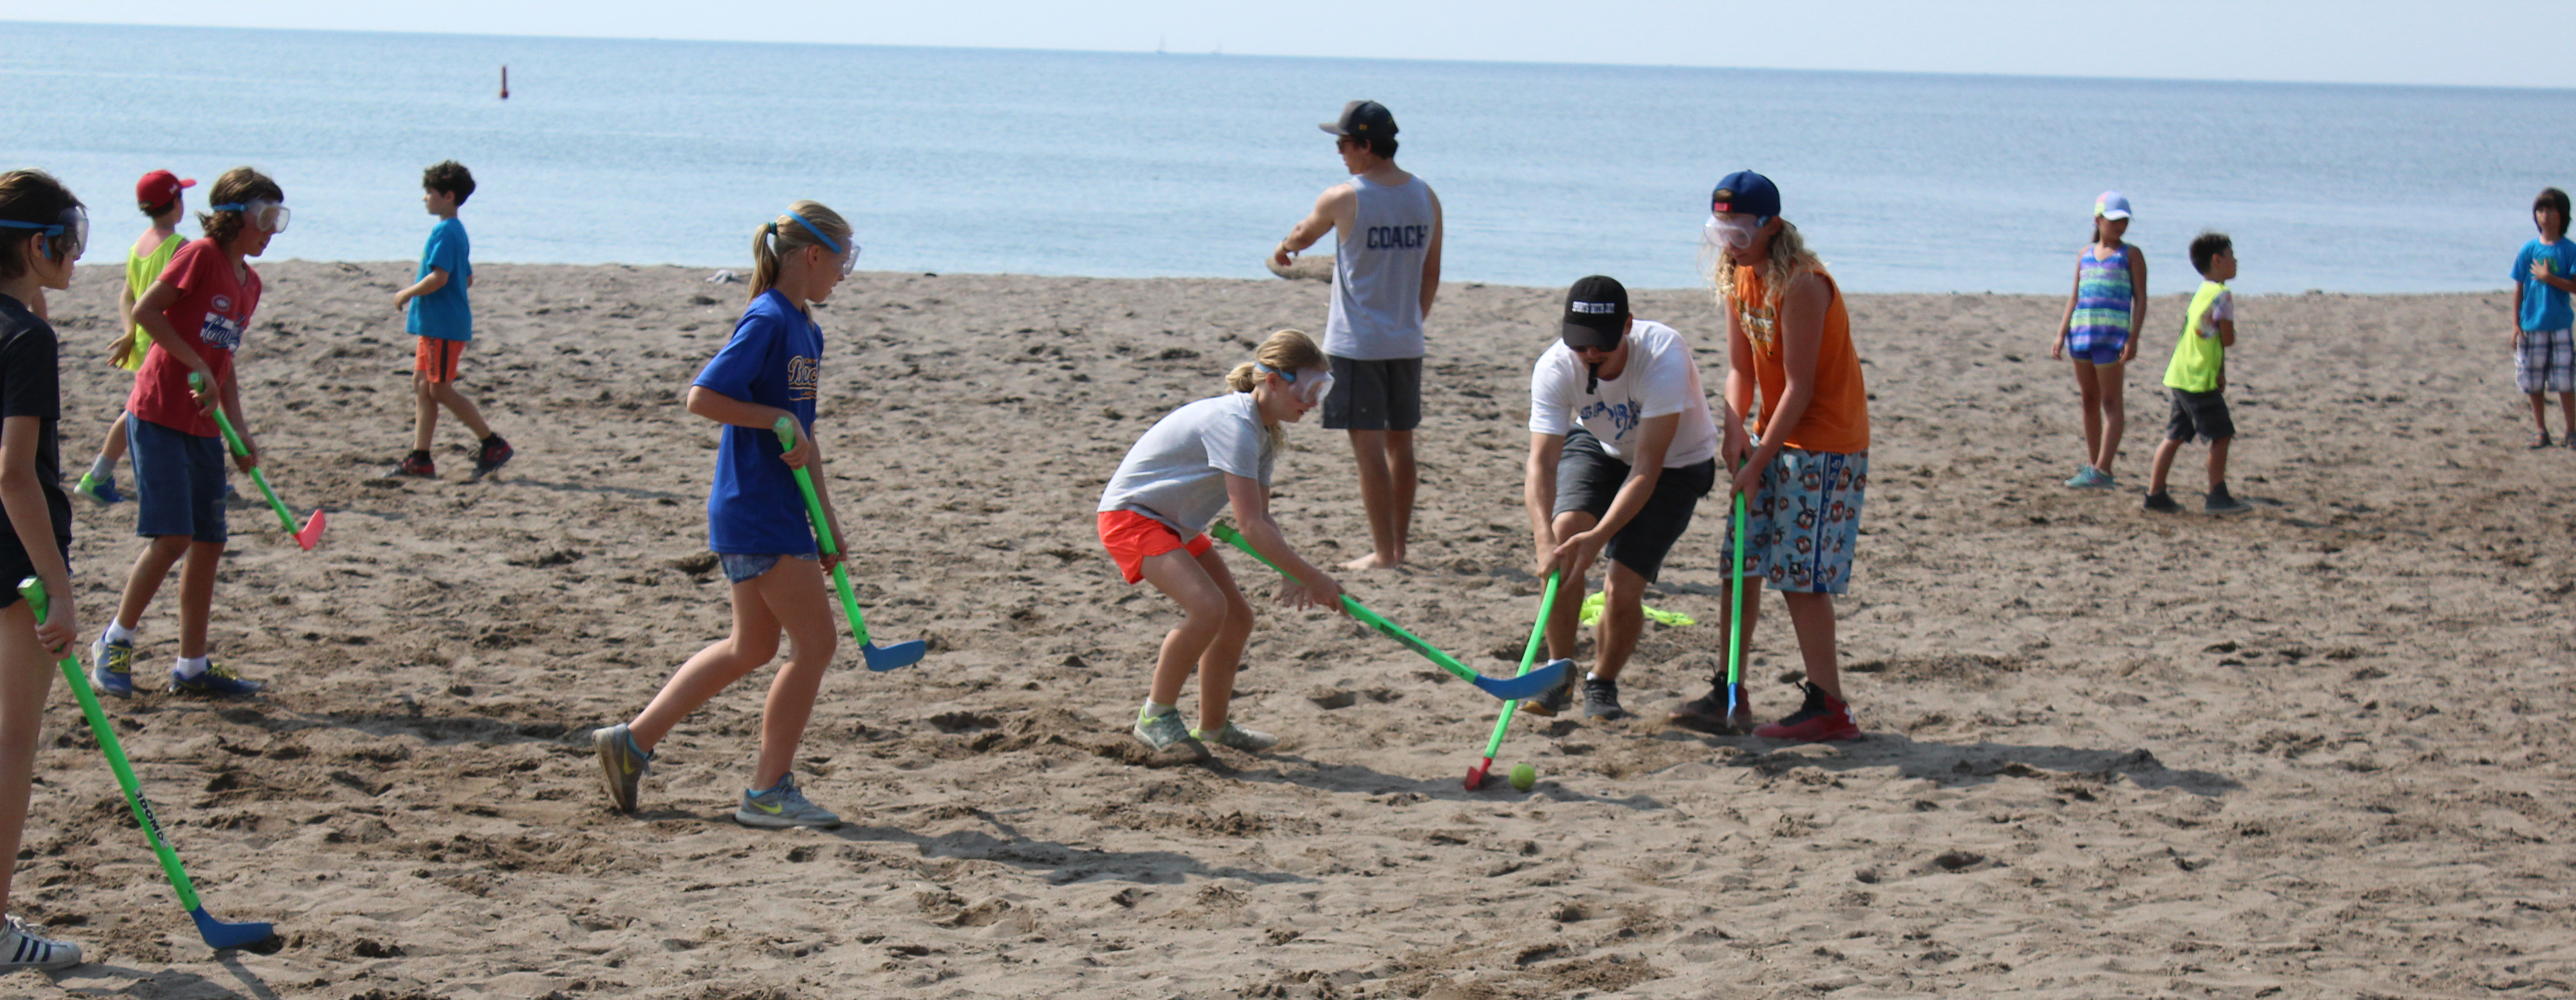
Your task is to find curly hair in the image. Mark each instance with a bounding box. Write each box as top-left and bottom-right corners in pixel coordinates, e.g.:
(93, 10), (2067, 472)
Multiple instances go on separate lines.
(424, 160), (476, 204)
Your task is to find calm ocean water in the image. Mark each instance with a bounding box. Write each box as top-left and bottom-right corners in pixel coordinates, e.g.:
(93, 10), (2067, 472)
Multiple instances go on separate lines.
(7, 20), (2573, 294)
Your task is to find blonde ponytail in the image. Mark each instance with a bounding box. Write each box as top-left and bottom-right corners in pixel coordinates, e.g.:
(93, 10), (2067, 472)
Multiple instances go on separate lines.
(747, 200), (854, 299)
(1226, 329), (1326, 392)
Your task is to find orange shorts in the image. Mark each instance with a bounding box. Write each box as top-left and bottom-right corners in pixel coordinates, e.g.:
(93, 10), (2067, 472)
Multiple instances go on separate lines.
(415, 336), (466, 382)
(1097, 510), (1212, 584)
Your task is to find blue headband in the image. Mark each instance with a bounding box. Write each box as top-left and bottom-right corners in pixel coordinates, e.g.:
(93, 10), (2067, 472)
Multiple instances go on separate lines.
(786, 212), (843, 254)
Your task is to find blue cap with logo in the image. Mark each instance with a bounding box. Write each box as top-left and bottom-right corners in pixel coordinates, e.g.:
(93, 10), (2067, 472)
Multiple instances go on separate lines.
(1710, 170), (1781, 218)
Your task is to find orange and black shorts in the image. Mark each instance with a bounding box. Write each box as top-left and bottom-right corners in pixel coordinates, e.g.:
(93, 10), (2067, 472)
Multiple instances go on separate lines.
(1096, 509), (1212, 584)
(415, 336), (466, 382)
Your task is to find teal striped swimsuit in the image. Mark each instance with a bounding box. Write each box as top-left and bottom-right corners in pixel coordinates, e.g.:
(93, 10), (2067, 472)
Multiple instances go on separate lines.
(2067, 244), (2135, 360)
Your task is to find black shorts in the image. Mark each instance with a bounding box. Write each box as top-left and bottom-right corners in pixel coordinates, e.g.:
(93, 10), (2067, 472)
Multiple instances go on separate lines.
(0, 538), (68, 610)
(2165, 388), (2234, 443)
(1551, 428), (1716, 583)
(1322, 356), (1422, 432)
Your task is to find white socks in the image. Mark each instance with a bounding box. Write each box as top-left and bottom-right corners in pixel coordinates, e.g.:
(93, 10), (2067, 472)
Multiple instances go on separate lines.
(174, 656), (208, 679)
(102, 621), (136, 645)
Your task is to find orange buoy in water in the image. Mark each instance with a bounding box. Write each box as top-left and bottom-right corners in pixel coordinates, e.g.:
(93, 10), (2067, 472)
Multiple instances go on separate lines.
(500, 65), (509, 100)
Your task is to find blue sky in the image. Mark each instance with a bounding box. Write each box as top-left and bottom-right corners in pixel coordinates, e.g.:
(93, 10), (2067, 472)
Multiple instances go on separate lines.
(11, 0), (2576, 88)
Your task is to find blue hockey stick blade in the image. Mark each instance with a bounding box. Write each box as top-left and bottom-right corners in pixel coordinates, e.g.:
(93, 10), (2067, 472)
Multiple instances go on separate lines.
(862, 640), (926, 672)
(1474, 657), (1573, 702)
(190, 906), (275, 950)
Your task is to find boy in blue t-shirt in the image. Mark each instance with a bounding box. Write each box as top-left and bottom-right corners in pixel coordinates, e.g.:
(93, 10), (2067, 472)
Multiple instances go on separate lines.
(2510, 187), (2576, 449)
(389, 160), (513, 479)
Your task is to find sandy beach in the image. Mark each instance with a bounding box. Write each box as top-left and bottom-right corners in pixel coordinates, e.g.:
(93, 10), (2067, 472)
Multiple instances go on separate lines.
(2, 260), (2567, 998)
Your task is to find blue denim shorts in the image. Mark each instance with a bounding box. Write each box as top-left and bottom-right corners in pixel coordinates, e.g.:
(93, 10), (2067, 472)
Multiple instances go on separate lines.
(719, 552), (818, 584)
(128, 417), (228, 544)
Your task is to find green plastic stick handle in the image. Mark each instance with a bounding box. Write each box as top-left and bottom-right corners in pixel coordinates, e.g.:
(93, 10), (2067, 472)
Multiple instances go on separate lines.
(1207, 522), (1483, 686)
(1479, 571), (1562, 759)
(188, 373), (297, 534)
(771, 418), (871, 646)
(20, 578), (205, 912)
(1727, 491), (1749, 688)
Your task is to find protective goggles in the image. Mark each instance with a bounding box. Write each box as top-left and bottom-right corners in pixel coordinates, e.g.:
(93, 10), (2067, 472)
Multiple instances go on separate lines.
(212, 200), (290, 234)
(787, 212), (860, 278)
(0, 205), (88, 262)
(1703, 212), (1772, 249)
(1256, 362), (1334, 406)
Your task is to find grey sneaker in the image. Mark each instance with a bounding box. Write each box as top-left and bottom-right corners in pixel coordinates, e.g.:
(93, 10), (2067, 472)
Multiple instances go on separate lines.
(1521, 666), (1580, 718)
(1132, 706), (1200, 752)
(736, 774), (840, 829)
(0, 914), (81, 971)
(592, 724), (652, 814)
(2204, 486), (2251, 516)
(1581, 676), (1631, 720)
(1190, 722), (1278, 752)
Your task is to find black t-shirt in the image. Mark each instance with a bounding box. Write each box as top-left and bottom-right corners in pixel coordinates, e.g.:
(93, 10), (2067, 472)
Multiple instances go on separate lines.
(0, 293), (69, 566)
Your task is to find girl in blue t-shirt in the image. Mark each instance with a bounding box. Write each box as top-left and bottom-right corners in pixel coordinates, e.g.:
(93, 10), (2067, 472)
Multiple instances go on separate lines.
(592, 201), (860, 830)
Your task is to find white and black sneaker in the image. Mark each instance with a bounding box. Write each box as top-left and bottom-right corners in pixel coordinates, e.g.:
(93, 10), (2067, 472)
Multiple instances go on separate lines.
(0, 914), (82, 970)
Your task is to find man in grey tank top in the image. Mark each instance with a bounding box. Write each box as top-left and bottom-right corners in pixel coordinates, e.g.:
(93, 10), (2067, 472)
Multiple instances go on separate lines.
(1273, 100), (1444, 570)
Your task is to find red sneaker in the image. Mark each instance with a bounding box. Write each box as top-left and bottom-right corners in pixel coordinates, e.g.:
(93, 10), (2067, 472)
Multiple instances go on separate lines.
(1752, 682), (1860, 742)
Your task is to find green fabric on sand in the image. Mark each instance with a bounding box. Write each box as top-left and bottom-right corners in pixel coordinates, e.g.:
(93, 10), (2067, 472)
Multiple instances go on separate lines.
(1577, 592), (1696, 628)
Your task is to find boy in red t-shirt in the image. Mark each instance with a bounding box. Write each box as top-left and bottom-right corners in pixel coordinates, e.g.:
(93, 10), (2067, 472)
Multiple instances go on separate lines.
(86, 167), (287, 698)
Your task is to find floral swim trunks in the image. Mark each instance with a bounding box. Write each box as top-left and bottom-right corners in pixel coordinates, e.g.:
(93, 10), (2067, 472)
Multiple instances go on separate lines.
(1718, 448), (1868, 594)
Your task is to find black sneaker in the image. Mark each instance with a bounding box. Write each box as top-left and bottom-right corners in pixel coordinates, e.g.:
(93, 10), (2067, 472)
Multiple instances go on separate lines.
(1668, 680), (1755, 734)
(2204, 485), (2250, 516)
(1520, 666), (1579, 717)
(2142, 491), (2182, 514)
(470, 436), (514, 481)
(1580, 676), (1630, 720)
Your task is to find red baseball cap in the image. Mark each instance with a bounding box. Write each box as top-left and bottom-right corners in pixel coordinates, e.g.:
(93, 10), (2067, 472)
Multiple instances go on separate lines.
(136, 170), (196, 207)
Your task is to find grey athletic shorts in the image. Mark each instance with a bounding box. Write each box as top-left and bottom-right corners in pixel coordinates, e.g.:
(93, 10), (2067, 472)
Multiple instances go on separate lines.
(1551, 428), (1716, 584)
(1322, 356), (1422, 432)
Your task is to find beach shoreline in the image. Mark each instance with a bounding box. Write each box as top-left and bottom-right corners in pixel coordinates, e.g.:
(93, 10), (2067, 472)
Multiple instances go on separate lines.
(12, 261), (2568, 998)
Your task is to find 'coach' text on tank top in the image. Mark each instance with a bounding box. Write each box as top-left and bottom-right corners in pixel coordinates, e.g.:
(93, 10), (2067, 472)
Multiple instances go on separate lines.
(1325, 174), (1437, 360)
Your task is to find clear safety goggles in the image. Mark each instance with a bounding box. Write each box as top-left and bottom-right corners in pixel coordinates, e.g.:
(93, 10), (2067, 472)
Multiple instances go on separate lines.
(1703, 212), (1771, 249)
(786, 212), (860, 278)
(1257, 362), (1334, 406)
(0, 205), (88, 262)
(212, 200), (290, 234)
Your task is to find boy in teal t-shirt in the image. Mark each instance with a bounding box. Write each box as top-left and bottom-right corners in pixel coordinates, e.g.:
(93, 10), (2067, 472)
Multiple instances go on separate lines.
(2510, 187), (2576, 449)
(2145, 232), (2247, 516)
(389, 160), (512, 480)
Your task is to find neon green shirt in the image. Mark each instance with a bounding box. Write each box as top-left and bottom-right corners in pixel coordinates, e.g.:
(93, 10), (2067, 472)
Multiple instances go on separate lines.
(118, 234), (184, 372)
(2163, 280), (2231, 394)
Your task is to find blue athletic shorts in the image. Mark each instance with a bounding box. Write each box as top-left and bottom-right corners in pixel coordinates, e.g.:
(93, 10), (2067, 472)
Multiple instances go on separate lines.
(127, 417), (228, 544)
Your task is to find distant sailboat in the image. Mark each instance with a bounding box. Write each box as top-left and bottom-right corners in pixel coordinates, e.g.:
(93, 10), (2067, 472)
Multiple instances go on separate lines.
(500, 65), (509, 100)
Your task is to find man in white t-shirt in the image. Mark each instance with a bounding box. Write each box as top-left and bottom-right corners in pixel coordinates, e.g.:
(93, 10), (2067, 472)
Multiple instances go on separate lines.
(1273, 100), (1444, 571)
(1523, 276), (1743, 720)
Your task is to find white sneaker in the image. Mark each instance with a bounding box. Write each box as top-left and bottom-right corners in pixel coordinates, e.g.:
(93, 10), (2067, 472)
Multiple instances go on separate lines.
(0, 914), (82, 970)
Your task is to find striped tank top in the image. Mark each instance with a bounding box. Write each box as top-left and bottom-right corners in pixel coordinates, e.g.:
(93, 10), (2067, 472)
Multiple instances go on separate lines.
(2066, 243), (2135, 353)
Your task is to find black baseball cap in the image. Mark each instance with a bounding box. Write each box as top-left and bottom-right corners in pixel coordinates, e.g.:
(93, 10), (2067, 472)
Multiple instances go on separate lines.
(1319, 100), (1399, 139)
(1560, 276), (1629, 350)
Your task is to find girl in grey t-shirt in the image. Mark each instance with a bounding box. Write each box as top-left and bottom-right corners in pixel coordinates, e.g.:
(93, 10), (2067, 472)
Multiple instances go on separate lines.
(1096, 330), (1346, 756)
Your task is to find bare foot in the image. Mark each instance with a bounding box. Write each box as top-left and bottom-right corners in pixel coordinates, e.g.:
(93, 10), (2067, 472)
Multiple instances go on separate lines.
(1341, 551), (1403, 570)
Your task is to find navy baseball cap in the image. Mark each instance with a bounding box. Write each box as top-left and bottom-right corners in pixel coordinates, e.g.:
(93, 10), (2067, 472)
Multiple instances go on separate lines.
(1710, 170), (1781, 217)
(1320, 100), (1399, 139)
(1560, 276), (1630, 350)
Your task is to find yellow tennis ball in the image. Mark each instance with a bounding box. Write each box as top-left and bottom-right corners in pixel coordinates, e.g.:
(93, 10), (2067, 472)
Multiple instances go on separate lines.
(1509, 762), (1537, 792)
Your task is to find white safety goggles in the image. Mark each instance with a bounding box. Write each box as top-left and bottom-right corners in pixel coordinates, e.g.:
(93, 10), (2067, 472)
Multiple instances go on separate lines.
(786, 212), (860, 278)
(0, 205), (86, 262)
(1257, 362), (1334, 406)
(1703, 212), (1771, 249)
(213, 200), (290, 234)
